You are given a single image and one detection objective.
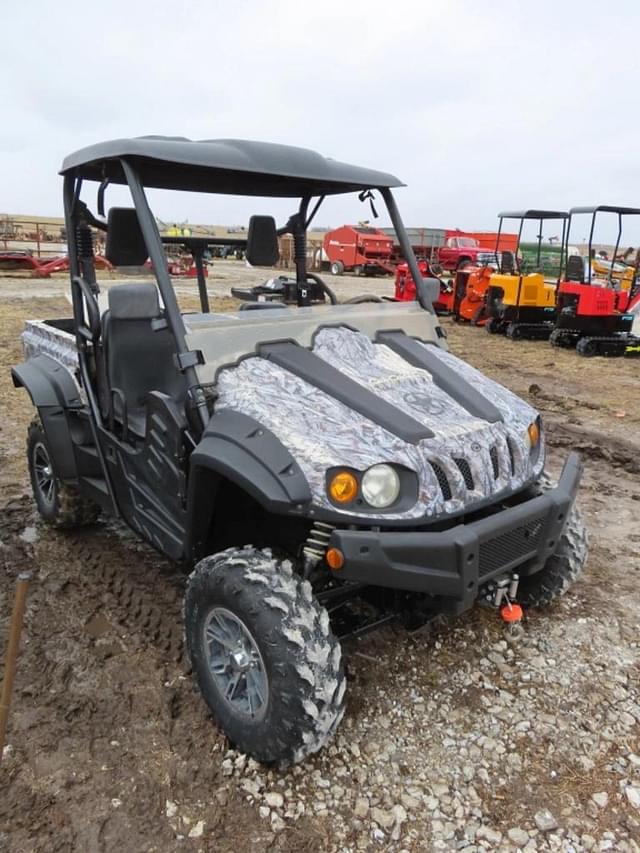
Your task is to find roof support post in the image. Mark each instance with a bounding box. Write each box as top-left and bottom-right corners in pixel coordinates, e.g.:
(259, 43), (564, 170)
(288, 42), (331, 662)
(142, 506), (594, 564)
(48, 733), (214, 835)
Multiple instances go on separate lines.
(121, 159), (209, 429)
(381, 188), (435, 315)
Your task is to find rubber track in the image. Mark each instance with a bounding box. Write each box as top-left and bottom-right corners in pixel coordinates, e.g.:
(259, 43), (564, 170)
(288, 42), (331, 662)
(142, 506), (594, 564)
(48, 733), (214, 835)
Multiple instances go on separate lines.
(576, 335), (640, 358)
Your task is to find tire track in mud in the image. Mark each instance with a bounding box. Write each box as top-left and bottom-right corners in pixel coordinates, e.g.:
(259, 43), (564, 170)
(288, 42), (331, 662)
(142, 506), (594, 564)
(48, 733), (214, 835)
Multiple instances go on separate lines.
(63, 530), (187, 664)
(1, 498), (187, 666)
(545, 417), (640, 475)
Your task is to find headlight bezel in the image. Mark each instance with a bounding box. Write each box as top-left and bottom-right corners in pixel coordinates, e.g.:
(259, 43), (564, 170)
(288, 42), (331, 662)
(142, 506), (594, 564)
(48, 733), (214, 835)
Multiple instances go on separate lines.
(325, 464), (418, 513)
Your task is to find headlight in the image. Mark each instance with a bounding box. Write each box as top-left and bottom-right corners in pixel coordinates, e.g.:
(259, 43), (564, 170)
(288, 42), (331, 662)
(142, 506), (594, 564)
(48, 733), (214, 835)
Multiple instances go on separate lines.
(361, 464), (401, 508)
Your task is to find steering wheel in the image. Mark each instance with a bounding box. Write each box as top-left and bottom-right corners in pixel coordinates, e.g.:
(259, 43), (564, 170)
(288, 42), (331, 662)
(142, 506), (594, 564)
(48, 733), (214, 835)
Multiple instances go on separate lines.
(306, 271), (338, 305)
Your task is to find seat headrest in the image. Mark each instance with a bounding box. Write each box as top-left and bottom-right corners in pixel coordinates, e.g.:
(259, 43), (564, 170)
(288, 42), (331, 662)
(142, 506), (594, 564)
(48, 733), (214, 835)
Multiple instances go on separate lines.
(108, 283), (160, 320)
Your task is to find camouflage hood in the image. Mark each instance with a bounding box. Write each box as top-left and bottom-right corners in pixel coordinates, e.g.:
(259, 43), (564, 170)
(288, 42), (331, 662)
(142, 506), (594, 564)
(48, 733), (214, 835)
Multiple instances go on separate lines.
(215, 327), (544, 521)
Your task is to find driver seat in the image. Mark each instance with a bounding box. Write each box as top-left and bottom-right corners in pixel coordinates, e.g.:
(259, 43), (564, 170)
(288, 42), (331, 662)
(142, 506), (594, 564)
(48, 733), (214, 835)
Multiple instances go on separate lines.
(102, 283), (186, 438)
(565, 255), (585, 283)
(500, 251), (515, 274)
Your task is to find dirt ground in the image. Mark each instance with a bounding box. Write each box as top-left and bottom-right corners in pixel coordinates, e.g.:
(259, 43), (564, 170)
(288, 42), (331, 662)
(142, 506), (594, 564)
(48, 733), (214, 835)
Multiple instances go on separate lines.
(0, 265), (639, 852)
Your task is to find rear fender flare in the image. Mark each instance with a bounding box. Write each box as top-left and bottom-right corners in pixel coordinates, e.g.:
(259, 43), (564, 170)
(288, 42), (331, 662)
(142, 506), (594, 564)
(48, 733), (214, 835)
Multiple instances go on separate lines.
(12, 355), (82, 480)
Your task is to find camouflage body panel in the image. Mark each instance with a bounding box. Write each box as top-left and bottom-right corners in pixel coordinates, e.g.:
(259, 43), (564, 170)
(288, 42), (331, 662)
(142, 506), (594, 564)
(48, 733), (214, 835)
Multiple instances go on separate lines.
(216, 327), (544, 521)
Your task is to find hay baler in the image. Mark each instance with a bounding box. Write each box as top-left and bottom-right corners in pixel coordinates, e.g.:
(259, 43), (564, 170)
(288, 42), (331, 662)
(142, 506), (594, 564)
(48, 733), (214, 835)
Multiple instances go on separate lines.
(324, 225), (395, 276)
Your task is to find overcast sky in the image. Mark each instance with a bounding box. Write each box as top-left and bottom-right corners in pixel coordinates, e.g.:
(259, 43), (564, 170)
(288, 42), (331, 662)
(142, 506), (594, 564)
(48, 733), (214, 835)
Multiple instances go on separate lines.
(2, 0), (639, 244)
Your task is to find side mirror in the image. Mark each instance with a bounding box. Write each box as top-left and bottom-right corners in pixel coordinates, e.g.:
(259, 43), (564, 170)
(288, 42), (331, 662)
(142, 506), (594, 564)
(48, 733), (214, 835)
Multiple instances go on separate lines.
(105, 208), (148, 267)
(246, 215), (279, 267)
(415, 277), (441, 308)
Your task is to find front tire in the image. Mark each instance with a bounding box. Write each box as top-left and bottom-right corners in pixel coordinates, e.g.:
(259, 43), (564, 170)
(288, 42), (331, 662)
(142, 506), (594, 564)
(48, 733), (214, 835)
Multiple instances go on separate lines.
(330, 260), (344, 276)
(518, 476), (588, 608)
(27, 418), (99, 528)
(185, 547), (346, 764)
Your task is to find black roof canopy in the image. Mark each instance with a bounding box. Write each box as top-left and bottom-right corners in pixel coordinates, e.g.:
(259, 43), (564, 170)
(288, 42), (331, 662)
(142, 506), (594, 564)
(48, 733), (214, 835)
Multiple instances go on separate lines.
(569, 204), (640, 216)
(498, 209), (569, 220)
(60, 136), (404, 197)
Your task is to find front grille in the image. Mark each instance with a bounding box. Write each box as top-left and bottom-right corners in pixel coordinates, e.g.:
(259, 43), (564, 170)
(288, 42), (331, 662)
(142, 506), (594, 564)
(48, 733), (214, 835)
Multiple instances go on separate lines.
(429, 461), (452, 501)
(479, 515), (545, 577)
(489, 446), (499, 479)
(453, 458), (474, 490)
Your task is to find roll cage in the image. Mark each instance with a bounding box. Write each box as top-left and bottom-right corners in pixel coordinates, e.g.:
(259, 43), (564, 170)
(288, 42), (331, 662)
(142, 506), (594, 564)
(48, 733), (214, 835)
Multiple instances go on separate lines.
(494, 209), (569, 282)
(61, 139), (434, 453)
(564, 204), (640, 286)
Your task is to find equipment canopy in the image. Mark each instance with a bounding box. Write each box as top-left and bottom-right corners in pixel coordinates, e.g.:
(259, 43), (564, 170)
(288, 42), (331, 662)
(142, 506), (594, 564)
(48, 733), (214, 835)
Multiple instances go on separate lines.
(569, 205), (640, 216)
(60, 136), (404, 197)
(498, 210), (569, 220)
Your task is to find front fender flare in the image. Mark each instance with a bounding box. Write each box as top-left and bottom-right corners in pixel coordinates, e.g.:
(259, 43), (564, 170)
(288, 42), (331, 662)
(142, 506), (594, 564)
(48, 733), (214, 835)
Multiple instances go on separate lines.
(185, 409), (312, 558)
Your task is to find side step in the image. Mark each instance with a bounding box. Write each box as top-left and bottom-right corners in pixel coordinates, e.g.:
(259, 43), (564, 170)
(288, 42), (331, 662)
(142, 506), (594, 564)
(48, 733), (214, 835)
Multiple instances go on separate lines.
(74, 443), (103, 477)
(78, 476), (113, 511)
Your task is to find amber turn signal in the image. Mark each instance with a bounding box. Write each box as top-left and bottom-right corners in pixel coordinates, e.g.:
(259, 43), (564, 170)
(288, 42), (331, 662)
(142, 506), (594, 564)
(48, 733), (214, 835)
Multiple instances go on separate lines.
(326, 548), (345, 570)
(328, 471), (358, 504)
(528, 421), (540, 448)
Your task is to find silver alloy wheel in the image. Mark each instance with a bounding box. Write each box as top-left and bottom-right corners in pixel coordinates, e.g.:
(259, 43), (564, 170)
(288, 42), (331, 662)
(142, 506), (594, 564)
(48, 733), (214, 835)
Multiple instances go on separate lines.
(203, 607), (269, 720)
(33, 441), (55, 508)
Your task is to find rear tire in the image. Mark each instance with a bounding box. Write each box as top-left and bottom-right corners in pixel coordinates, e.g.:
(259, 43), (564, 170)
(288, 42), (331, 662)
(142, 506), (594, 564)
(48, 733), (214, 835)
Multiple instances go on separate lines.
(518, 476), (588, 608)
(27, 418), (99, 528)
(330, 261), (344, 276)
(185, 547), (346, 764)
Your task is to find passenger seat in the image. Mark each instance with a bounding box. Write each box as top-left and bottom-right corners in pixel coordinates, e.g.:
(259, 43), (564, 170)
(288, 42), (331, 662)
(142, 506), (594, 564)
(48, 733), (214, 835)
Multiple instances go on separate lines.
(102, 283), (185, 438)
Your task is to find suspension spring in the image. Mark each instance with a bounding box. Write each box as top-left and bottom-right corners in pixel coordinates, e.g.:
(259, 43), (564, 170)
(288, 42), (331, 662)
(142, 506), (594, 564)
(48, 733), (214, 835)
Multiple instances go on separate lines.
(302, 521), (334, 566)
(293, 226), (306, 267)
(76, 222), (94, 259)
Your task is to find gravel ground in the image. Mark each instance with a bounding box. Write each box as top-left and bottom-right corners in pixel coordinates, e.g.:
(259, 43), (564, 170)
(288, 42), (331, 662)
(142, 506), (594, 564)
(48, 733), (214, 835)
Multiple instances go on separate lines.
(0, 267), (639, 852)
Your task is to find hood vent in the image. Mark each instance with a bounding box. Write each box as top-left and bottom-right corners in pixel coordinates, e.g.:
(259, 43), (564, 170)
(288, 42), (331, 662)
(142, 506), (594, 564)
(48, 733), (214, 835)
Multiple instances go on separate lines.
(453, 457), (474, 491)
(429, 461), (452, 501)
(506, 437), (517, 476)
(489, 446), (500, 480)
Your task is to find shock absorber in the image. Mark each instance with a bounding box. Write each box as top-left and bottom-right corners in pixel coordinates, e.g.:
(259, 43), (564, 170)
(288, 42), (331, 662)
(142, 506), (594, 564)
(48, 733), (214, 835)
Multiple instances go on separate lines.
(292, 215), (310, 307)
(76, 221), (98, 294)
(302, 521), (334, 573)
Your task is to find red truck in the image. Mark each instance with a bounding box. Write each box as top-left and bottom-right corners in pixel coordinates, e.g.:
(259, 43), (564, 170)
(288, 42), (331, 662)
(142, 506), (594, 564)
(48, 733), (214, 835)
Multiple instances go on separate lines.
(438, 234), (496, 270)
(381, 228), (518, 272)
(323, 224), (395, 276)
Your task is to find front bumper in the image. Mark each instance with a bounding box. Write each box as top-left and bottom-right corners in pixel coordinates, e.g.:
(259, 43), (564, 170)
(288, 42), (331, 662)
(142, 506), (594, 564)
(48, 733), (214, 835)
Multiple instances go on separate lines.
(329, 453), (582, 611)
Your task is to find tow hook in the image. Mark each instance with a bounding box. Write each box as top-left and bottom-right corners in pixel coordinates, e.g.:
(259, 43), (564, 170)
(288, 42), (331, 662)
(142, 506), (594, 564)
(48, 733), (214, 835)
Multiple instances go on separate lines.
(493, 574), (524, 636)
